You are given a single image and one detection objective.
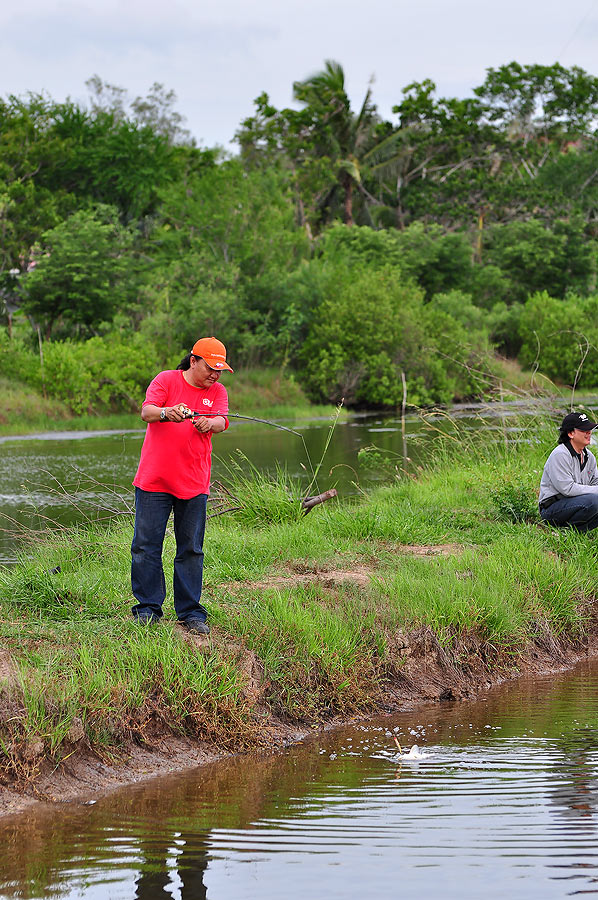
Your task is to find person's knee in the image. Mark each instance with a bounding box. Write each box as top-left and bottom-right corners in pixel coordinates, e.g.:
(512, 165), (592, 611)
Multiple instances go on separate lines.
(580, 493), (598, 514)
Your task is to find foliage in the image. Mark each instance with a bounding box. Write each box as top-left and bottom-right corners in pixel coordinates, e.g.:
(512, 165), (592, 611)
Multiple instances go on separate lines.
(300, 266), (492, 406)
(518, 292), (598, 386)
(20, 205), (137, 339)
(4, 60), (598, 413)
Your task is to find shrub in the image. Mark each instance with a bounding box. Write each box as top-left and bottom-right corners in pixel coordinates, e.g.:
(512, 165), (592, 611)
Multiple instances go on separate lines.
(518, 292), (598, 386)
(489, 477), (539, 524)
(34, 334), (159, 414)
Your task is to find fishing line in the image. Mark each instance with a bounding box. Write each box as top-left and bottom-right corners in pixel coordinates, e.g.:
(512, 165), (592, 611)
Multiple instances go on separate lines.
(556, 0), (598, 58)
(183, 409), (320, 500)
(185, 404), (345, 510)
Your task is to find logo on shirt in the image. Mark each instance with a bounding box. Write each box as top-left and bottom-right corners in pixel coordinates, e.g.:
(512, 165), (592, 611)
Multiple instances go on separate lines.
(202, 398), (213, 407)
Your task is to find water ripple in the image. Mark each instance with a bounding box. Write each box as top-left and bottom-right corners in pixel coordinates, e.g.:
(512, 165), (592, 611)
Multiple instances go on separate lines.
(1, 662), (597, 899)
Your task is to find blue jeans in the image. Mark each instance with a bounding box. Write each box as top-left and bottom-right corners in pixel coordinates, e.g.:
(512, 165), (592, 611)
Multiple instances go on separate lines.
(541, 493), (598, 532)
(131, 488), (208, 622)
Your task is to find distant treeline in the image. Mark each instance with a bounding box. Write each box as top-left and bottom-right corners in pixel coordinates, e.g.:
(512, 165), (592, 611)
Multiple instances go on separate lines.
(2, 61), (598, 411)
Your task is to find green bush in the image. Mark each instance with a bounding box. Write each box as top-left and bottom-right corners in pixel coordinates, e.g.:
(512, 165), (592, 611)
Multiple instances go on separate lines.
(490, 479), (539, 523)
(518, 292), (598, 386)
(300, 268), (494, 407)
(484, 218), (596, 305)
(16, 333), (160, 414)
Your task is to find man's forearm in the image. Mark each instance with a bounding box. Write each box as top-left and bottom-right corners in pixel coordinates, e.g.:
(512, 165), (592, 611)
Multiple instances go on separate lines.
(208, 415), (226, 433)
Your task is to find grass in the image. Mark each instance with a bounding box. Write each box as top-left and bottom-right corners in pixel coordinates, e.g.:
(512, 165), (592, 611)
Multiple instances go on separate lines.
(1, 415), (597, 780)
(0, 368), (344, 437)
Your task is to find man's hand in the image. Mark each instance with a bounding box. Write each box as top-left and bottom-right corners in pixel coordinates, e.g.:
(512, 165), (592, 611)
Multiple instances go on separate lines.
(166, 404), (189, 422)
(141, 404), (189, 423)
(193, 416), (213, 433)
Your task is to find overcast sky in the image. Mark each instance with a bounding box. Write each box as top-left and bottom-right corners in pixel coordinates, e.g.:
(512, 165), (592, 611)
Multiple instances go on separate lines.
(2, 0), (597, 148)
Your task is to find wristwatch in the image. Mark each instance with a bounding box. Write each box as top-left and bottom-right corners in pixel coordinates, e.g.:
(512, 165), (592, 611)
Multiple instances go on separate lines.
(160, 408), (167, 421)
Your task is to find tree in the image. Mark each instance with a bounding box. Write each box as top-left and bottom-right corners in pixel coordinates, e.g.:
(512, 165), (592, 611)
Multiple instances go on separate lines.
(381, 79), (506, 228)
(238, 61), (407, 231)
(86, 76), (194, 145)
(0, 94), (73, 277)
(374, 63), (598, 229)
(48, 103), (179, 220)
(21, 205), (136, 338)
(290, 61), (378, 225)
(474, 62), (598, 138)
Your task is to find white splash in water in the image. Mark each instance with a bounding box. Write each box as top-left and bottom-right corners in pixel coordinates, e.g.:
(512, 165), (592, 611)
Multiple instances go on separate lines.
(401, 744), (428, 760)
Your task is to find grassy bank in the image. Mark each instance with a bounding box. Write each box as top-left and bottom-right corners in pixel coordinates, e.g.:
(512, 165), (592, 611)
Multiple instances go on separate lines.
(0, 369), (343, 437)
(1, 418), (597, 786)
(0, 356), (547, 438)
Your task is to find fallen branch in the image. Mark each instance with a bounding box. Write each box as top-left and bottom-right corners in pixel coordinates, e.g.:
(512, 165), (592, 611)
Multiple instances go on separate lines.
(301, 488), (338, 514)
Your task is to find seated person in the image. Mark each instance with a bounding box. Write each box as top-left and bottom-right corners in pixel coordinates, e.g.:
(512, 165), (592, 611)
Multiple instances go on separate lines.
(539, 412), (598, 531)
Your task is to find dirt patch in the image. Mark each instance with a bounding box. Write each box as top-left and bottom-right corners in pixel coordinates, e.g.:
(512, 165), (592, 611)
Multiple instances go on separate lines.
(0, 651), (19, 687)
(247, 565), (375, 591)
(227, 546), (463, 594)
(397, 543), (463, 557)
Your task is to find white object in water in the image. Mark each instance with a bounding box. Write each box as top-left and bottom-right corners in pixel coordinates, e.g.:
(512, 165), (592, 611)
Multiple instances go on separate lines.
(401, 744), (428, 760)
(392, 735), (429, 759)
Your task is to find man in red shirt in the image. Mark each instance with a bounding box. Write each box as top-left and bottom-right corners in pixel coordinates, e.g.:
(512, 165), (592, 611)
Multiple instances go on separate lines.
(131, 337), (232, 634)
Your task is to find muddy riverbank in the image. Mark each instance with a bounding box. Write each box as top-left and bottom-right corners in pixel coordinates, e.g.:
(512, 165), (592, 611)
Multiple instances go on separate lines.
(2, 622), (596, 821)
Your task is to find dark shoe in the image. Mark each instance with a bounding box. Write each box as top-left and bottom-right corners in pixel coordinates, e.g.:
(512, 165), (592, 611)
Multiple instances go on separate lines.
(180, 618), (210, 635)
(133, 611), (160, 626)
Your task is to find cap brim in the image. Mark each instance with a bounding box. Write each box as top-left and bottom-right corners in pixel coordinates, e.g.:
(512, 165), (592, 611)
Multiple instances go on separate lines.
(205, 360), (234, 373)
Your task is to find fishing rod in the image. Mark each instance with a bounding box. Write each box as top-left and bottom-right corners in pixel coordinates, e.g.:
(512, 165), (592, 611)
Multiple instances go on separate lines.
(183, 407), (338, 513)
(177, 402), (344, 510)
(179, 407), (301, 437)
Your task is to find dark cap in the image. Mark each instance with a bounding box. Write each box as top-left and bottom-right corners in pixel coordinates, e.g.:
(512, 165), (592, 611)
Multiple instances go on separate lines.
(561, 412), (598, 432)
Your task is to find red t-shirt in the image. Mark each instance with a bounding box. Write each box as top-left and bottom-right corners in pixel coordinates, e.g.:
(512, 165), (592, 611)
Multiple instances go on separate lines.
(133, 370), (229, 498)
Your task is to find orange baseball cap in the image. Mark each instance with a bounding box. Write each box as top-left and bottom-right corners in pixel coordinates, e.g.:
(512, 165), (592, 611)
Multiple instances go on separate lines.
(191, 337), (233, 372)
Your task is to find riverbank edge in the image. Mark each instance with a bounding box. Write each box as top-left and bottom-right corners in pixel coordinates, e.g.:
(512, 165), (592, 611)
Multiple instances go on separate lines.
(1, 622), (596, 821)
(0, 369), (346, 438)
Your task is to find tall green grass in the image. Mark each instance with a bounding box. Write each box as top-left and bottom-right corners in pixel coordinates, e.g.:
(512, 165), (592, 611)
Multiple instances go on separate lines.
(1, 411), (598, 778)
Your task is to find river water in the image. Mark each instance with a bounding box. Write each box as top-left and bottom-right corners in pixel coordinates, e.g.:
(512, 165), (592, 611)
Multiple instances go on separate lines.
(1, 658), (597, 899)
(0, 401), (558, 563)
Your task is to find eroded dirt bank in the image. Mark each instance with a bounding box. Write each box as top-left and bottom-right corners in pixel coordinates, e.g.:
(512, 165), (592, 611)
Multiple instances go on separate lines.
(2, 617), (596, 821)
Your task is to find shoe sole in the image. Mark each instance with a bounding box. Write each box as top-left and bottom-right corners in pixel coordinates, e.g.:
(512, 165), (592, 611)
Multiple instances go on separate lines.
(178, 620), (210, 636)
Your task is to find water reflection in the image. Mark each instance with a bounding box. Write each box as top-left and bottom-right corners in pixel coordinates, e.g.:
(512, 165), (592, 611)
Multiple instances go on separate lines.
(133, 830), (209, 899)
(550, 738), (598, 825)
(1, 659), (597, 899)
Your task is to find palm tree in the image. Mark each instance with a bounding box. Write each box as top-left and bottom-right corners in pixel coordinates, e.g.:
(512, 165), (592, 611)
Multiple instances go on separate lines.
(293, 61), (405, 226)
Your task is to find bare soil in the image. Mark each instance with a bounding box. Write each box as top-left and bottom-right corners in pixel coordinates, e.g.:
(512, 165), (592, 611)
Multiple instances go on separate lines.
(1, 557), (596, 821)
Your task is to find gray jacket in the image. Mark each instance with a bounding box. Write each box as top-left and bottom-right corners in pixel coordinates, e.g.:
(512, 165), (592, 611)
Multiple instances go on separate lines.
(538, 442), (598, 506)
